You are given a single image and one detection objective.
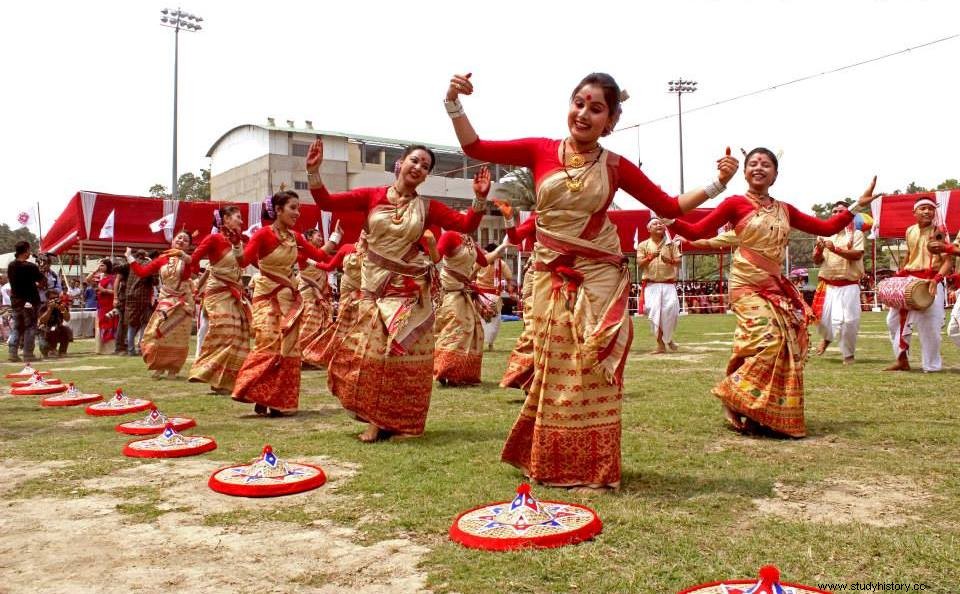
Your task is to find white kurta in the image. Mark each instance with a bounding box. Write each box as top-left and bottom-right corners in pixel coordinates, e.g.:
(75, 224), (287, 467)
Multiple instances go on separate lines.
(948, 294), (960, 348)
(817, 283), (861, 359)
(643, 283), (680, 344)
(886, 282), (945, 372)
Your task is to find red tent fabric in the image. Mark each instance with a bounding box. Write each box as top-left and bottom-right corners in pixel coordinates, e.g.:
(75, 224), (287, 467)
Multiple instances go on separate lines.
(41, 192), (366, 256)
(873, 190), (960, 239)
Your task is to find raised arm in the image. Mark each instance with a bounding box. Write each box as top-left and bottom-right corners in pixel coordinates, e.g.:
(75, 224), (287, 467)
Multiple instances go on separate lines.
(316, 244), (356, 272)
(619, 148), (739, 216)
(436, 231), (464, 259)
(295, 232), (333, 264)
(305, 138), (377, 212)
(129, 255), (168, 278)
(426, 200), (484, 234)
(787, 204), (854, 237)
(668, 197), (745, 240)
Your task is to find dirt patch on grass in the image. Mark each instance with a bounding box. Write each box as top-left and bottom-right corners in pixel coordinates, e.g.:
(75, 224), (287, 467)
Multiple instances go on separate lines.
(47, 365), (115, 372)
(753, 476), (931, 527)
(0, 459), (73, 495)
(57, 417), (95, 428)
(0, 457), (431, 593)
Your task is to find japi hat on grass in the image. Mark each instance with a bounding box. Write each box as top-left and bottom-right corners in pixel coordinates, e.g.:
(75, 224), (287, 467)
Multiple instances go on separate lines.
(5, 365), (51, 379)
(678, 565), (831, 594)
(208, 444), (327, 497)
(11, 372), (62, 388)
(10, 374), (68, 396)
(85, 388), (153, 416)
(122, 422), (216, 458)
(115, 406), (196, 435)
(41, 383), (103, 407)
(449, 483), (602, 551)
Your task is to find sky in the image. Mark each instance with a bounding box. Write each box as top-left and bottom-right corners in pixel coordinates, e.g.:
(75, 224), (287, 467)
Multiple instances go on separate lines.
(2, 0), (958, 239)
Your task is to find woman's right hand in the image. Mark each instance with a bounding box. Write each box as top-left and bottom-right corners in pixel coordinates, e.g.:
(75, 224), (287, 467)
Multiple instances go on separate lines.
(446, 73), (473, 101)
(306, 138), (324, 173)
(493, 200), (513, 220)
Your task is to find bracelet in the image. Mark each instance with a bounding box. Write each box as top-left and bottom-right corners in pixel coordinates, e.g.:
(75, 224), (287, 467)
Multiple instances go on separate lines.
(329, 231), (343, 245)
(933, 273), (945, 284)
(307, 172), (323, 186)
(471, 198), (487, 211)
(504, 217), (516, 229)
(703, 179), (726, 200)
(444, 98), (465, 119)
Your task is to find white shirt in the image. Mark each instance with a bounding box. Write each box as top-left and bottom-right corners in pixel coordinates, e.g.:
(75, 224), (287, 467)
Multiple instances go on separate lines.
(1, 283), (11, 306)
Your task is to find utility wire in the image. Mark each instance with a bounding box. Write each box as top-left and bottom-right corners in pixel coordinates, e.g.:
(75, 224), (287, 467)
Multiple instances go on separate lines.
(614, 33), (959, 133)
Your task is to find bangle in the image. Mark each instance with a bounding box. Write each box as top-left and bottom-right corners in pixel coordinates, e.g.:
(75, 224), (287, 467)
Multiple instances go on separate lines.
(329, 231), (343, 245)
(471, 198), (487, 211)
(444, 98), (465, 119)
(703, 179), (726, 200)
(307, 172), (323, 187)
(504, 217), (516, 229)
(933, 273), (944, 284)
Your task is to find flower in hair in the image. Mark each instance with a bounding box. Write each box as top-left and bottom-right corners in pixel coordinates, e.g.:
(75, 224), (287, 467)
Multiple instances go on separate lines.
(619, 89), (630, 102)
(263, 196), (276, 219)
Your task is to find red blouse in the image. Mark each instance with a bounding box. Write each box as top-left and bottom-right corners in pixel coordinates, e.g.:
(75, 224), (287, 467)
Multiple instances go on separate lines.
(191, 233), (237, 273)
(241, 226), (331, 267)
(437, 231), (488, 266)
(669, 195), (854, 240)
(506, 213), (538, 245)
(461, 137), (683, 218)
(316, 244), (356, 272)
(309, 185), (484, 233)
(131, 255), (192, 281)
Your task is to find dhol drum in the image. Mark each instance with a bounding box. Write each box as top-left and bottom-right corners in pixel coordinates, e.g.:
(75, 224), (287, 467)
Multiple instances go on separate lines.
(876, 276), (935, 311)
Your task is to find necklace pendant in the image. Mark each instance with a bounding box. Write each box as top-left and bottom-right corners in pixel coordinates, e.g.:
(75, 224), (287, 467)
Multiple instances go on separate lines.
(568, 154), (585, 168)
(566, 178), (584, 192)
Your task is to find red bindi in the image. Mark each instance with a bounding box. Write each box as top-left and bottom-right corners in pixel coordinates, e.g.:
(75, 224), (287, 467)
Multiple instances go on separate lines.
(586, 94), (592, 101)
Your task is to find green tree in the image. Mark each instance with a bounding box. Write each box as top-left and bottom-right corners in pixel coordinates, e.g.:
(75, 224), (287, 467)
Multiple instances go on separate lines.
(148, 168), (211, 201)
(936, 178), (959, 191)
(904, 181), (928, 194)
(811, 197), (854, 219)
(0, 224), (40, 254)
(494, 167), (535, 211)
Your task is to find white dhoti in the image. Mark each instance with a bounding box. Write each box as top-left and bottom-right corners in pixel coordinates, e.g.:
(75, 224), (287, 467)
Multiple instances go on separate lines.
(886, 281), (945, 372)
(817, 283), (861, 359)
(195, 308), (208, 360)
(948, 293), (960, 348)
(478, 293), (502, 347)
(643, 282), (679, 344)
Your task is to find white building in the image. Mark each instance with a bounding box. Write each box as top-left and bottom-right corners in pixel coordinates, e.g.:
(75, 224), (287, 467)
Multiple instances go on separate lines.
(206, 119), (511, 246)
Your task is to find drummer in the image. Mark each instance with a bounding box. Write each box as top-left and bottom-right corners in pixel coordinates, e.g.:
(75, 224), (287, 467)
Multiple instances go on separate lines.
(885, 197), (952, 372)
(813, 201), (865, 364)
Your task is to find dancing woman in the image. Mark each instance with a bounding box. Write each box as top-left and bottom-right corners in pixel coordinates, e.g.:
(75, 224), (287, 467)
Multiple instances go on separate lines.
(668, 149), (880, 437)
(187, 206), (251, 394)
(129, 230), (195, 378)
(304, 238), (365, 368)
(232, 191), (336, 416)
(495, 204), (538, 390)
(306, 140), (485, 442)
(445, 71), (738, 490)
(298, 227), (336, 368)
(433, 170), (492, 385)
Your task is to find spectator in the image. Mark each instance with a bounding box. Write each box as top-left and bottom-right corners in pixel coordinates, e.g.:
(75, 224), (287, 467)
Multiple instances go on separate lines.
(0, 273), (10, 342)
(38, 289), (73, 358)
(122, 250), (155, 356)
(36, 254), (64, 305)
(7, 241), (43, 363)
(112, 259), (129, 354)
(67, 279), (82, 303)
(83, 281), (97, 309)
(85, 258), (117, 355)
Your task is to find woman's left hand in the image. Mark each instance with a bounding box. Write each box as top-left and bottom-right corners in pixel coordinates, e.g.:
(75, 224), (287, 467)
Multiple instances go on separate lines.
(473, 165), (491, 198)
(856, 176), (881, 209)
(163, 248), (184, 259)
(716, 147), (739, 185)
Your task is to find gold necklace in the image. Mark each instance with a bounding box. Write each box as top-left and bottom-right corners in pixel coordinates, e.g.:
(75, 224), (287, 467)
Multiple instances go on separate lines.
(561, 141), (603, 192)
(565, 139), (599, 168)
(390, 185), (416, 224)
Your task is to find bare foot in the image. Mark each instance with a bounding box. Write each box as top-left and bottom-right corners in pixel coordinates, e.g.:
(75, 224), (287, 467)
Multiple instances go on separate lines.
(358, 424), (381, 443)
(815, 340), (829, 355)
(842, 356), (855, 366)
(254, 404), (268, 416)
(151, 370), (164, 380)
(883, 356), (910, 371)
(723, 406), (746, 432)
(667, 341), (679, 352)
(649, 348), (666, 355)
(268, 408), (296, 417)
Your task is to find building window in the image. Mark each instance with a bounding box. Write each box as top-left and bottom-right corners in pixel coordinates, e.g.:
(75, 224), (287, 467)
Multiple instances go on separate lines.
(294, 181), (308, 190)
(292, 142), (311, 157)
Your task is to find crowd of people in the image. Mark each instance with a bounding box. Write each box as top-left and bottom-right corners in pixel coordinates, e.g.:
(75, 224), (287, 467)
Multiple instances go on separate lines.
(14, 71), (960, 495)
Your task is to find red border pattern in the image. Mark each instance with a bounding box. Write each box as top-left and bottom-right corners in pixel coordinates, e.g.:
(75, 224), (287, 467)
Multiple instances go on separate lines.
(449, 500), (602, 551)
(208, 462), (327, 497)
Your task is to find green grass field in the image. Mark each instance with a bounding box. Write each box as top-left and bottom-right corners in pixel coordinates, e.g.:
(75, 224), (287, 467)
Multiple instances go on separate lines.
(1, 312), (958, 593)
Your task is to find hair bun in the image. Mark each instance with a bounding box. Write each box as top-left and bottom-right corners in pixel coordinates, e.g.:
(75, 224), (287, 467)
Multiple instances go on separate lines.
(619, 89), (630, 102)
